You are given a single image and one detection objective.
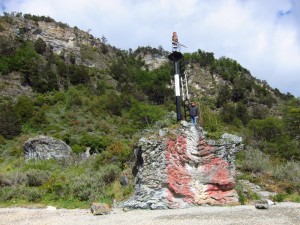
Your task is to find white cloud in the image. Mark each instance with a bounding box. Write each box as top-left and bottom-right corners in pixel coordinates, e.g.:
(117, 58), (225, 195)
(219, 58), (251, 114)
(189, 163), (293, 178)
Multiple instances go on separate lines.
(1, 0), (300, 96)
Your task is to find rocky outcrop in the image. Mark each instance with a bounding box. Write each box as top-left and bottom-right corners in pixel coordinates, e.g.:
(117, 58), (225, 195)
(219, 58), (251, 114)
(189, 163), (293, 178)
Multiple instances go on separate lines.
(143, 54), (168, 70)
(1, 14), (112, 69)
(124, 122), (243, 209)
(23, 135), (72, 160)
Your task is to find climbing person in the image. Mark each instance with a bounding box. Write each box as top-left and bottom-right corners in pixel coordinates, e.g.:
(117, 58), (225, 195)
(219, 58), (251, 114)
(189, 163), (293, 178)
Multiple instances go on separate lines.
(189, 101), (198, 125)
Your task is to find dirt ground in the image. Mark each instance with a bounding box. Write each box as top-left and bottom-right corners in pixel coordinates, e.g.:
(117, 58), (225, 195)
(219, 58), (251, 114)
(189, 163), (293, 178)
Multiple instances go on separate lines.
(0, 202), (299, 225)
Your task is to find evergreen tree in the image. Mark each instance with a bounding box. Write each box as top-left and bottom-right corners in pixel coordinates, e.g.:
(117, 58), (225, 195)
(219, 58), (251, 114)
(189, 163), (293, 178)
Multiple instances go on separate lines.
(0, 102), (22, 139)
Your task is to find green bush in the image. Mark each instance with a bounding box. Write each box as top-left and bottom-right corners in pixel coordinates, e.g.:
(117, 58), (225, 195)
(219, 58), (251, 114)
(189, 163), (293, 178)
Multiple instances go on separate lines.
(80, 134), (110, 154)
(43, 175), (69, 200)
(200, 104), (221, 132)
(272, 193), (286, 202)
(0, 186), (18, 202)
(239, 148), (271, 173)
(0, 186), (45, 203)
(129, 101), (167, 129)
(0, 56), (10, 74)
(0, 174), (10, 187)
(0, 102), (22, 139)
(273, 161), (300, 183)
(34, 37), (47, 54)
(66, 88), (83, 109)
(30, 106), (48, 128)
(6, 172), (28, 186)
(71, 144), (84, 154)
(53, 91), (66, 103)
(26, 169), (50, 187)
(0, 134), (6, 145)
(25, 187), (44, 202)
(248, 117), (283, 142)
(69, 168), (115, 202)
(14, 96), (34, 123)
(99, 164), (121, 184)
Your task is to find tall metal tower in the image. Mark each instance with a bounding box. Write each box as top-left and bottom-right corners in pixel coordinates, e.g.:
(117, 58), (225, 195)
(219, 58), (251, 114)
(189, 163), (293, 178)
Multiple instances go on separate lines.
(168, 32), (184, 121)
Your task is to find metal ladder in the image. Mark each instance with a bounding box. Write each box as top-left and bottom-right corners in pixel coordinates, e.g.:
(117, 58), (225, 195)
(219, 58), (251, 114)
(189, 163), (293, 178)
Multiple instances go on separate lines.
(180, 69), (190, 121)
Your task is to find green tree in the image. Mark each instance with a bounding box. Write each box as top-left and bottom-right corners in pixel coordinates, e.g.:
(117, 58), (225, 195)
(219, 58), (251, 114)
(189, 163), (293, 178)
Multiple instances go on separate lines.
(248, 117), (283, 142)
(221, 103), (236, 123)
(216, 85), (231, 108)
(80, 134), (110, 154)
(200, 104), (220, 132)
(14, 96), (34, 123)
(0, 102), (22, 139)
(34, 37), (47, 54)
(235, 102), (250, 125)
(69, 65), (90, 85)
(129, 101), (167, 128)
(284, 107), (300, 139)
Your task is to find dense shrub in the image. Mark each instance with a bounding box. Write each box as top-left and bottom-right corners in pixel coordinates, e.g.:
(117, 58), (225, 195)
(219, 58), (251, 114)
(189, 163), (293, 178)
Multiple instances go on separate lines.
(239, 148), (271, 173)
(80, 134), (110, 154)
(71, 144), (85, 154)
(0, 185), (45, 203)
(0, 102), (22, 139)
(273, 161), (300, 183)
(248, 117), (283, 142)
(34, 37), (47, 54)
(0, 134), (6, 145)
(102, 141), (132, 166)
(30, 105), (48, 128)
(14, 96), (34, 123)
(200, 104), (221, 132)
(66, 87), (83, 109)
(129, 101), (167, 129)
(26, 169), (50, 187)
(69, 65), (90, 85)
(69, 164), (120, 202)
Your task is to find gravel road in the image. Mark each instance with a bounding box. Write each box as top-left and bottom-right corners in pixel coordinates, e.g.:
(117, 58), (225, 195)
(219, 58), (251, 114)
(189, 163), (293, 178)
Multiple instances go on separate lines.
(0, 202), (299, 225)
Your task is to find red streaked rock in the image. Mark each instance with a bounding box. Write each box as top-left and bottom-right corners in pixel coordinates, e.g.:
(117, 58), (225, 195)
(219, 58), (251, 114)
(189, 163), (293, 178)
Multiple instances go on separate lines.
(124, 123), (243, 209)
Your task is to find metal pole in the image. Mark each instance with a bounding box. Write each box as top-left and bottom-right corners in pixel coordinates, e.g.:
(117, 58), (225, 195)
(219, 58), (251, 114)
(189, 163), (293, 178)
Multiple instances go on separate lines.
(168, 51), (183, 121)
(174, 61), (181, 121)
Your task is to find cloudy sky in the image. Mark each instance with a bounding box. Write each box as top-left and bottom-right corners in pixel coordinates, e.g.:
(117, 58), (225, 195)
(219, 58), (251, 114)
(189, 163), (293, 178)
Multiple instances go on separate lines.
(1, 0), (300, 97)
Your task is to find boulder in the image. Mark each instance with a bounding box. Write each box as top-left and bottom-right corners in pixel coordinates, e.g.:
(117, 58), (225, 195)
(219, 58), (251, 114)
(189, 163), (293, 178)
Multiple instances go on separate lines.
(255, 200), (269, 209)
(91, 203), (111, 215)
(23, 135), (72, 160)
(124, 123), (243, 209)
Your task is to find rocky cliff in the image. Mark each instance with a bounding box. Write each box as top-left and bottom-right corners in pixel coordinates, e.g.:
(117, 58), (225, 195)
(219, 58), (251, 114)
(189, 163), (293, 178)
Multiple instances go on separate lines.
(0, 13), (114, 68)
(124, 122), (243, 209)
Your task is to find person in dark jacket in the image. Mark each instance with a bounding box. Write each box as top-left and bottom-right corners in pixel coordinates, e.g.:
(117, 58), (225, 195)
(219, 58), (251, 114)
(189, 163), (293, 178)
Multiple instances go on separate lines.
(189, 102), (198, 125)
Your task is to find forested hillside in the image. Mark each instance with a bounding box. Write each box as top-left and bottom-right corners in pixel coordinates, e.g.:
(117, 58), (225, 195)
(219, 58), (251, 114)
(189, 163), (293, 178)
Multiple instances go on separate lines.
(0, 13), (299, 207)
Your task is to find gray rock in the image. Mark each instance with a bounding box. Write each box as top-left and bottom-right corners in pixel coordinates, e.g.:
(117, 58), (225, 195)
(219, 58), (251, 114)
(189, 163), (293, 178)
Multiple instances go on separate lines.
(255, 203), (269, 209)
(120, 175), (128, 186)
(255, 200), (269, 209)
(221, 133), (243, 144)
(23, 135), (72, 160)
